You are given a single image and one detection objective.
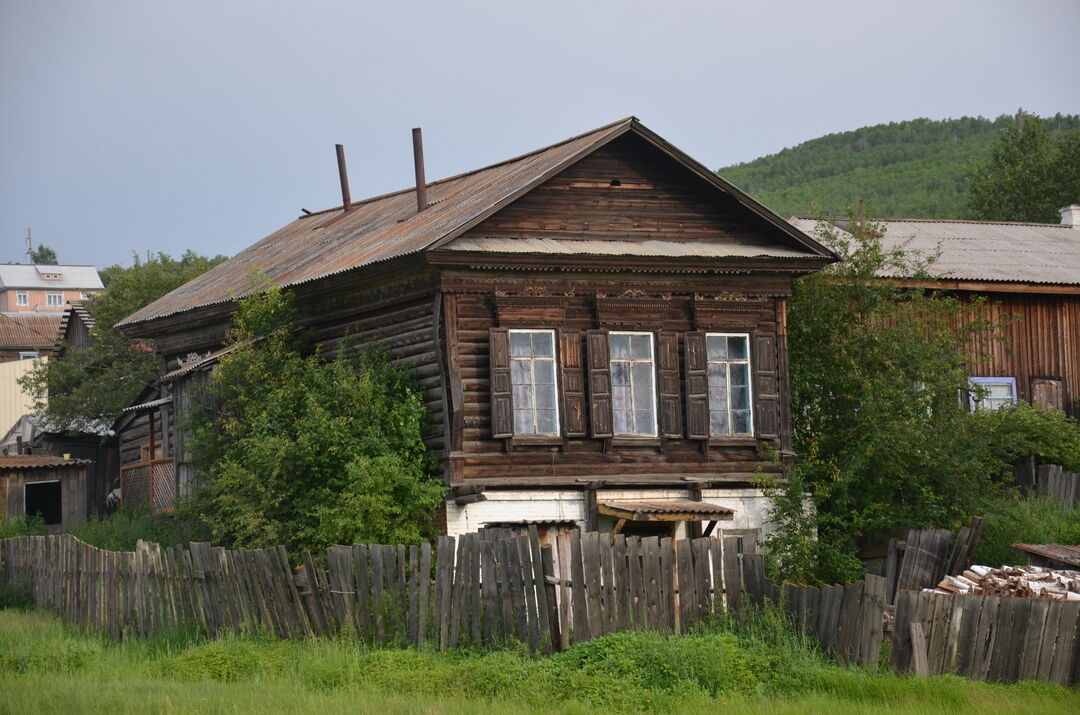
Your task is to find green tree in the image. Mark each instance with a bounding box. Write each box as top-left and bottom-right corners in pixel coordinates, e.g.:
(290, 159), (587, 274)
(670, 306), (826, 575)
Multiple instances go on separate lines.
(966, 111), (1080, 222)
(29, 244), (58, 264)
(19, 250), (226, 430)
(188, 285), (444, 553)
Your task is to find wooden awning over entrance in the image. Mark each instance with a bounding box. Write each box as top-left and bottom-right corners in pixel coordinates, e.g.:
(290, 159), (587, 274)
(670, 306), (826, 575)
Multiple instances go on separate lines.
(598, 499), (734, 537)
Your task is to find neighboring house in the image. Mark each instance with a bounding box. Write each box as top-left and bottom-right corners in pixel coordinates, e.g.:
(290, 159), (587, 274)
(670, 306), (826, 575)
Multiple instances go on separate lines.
(0, 312), (62, 437)
(0, 264), (103, 312)
(791, 207), (1080, 418)
(116, 117), (836, 537)
(0, 454), (93, 534)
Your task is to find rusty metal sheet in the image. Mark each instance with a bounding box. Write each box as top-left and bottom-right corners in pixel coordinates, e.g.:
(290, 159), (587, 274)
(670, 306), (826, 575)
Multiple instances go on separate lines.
(0, 312), (63, 349)
(0, 454), (93, 470)
(598, 499), (735, 516)
(790, 217), (1080, 286)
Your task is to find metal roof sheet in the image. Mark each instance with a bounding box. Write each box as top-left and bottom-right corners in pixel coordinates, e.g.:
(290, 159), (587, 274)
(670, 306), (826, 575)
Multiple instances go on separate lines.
(598, 499), (735, 516)
(121, 396), (173, 413)
(0, 312), (63, 350)
(0, 265), (103, 290)
(118, 118), (834, 331)
(0, 454), (93, 470)
(1012, 543), (1080, 568)
(790, 217), (1080, 286)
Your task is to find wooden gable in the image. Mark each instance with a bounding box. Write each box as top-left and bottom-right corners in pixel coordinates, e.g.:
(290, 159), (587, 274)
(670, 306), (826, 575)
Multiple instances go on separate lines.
(460, 132), (806, 252)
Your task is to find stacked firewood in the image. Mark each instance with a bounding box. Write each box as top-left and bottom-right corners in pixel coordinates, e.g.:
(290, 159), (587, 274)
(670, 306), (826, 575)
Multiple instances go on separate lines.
(926, 564), (1080, 601)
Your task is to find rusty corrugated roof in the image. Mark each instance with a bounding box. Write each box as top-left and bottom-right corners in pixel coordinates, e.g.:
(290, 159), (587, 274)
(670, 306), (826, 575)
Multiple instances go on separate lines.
(790, 217), (1080, 286)
(0, 454), (93, 470)
(598, 499), (735, 518)
(0, 312), (63, 350)
(1012, 543), (1080, 568)
(118, 118), (834, 331)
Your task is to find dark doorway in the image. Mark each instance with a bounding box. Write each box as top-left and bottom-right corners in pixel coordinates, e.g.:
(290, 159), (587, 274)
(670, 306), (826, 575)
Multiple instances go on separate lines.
(25, 481), (62, 525)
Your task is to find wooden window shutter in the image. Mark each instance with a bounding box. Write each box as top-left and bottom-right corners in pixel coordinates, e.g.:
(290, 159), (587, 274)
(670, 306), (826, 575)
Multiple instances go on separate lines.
(586, 330), (613, 438)
(684, 331), (708, 440)
(658, 331), (683, 438)
(559, 329), (587, 437)
(753, 332), (781, 441)
(489, 327), (513, 439)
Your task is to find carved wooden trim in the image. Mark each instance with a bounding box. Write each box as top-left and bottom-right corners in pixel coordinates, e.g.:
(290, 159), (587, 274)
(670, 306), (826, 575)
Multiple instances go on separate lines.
(693, 293), (771, 330)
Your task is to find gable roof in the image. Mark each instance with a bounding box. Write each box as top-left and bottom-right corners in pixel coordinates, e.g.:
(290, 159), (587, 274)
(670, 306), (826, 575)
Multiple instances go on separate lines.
(119, 118), (835, 330)
(0, 264), (104, 291)
(789, 217), (1080, 287)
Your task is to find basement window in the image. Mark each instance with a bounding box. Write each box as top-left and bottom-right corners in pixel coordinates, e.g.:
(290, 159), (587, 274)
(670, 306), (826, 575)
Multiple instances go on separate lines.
(25, 480), (62, 525)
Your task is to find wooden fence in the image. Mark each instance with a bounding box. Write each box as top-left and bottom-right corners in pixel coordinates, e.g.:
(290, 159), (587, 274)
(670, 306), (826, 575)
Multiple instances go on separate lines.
(1037, 464), (1080, 508)
(883, 518), (985, 605)
(891, 589), (1080, 686)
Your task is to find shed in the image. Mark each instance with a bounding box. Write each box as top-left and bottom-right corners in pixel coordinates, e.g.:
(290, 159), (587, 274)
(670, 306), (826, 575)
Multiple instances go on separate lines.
(0, 454), (93, 534)
(1012, 543), (1080, 570)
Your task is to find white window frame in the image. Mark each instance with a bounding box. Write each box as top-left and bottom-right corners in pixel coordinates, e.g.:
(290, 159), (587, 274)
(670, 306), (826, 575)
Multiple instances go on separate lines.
(968, 377), (1017, 412)
(705, 332), (755, 436)
(18, 351), (38, 360)
(609, 330), (658, 438)
(508, 329), (560, 436)
(15, 291), (28, 306)
(46, 292), (63, 307)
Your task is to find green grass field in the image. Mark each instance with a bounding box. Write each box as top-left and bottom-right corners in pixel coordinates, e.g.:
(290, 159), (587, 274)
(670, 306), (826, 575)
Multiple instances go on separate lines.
(1, 608), (1076, 714)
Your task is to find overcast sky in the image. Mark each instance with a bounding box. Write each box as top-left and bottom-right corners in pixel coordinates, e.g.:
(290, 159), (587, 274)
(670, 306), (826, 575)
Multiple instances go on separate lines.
(2, 0), (1078, 269)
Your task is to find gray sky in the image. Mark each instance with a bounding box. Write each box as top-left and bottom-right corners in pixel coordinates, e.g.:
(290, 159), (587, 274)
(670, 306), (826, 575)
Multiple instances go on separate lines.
(3, 0), (1078, 269)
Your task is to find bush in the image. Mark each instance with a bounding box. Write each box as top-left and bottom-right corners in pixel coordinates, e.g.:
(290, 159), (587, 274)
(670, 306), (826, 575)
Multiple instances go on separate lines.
(0, 515), (45, 539)
(975, 494), (1080, 568)
(70, 509), (208, 552)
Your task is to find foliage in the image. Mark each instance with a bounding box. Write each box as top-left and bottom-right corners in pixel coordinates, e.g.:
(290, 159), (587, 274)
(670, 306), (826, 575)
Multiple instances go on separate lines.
(3, 609), (1079, 714)
(966, 111), (1080, 223)
(19, 250), (226, 432)
(975, 494), (1080, 569)
(969, 402), (1080, 472)
(0, 515), (45, 540)
(29, 244), (58, 265)
(69, 509), (208, 552)
(188, 284), (444, 553)
(718, 113), (1080, 219)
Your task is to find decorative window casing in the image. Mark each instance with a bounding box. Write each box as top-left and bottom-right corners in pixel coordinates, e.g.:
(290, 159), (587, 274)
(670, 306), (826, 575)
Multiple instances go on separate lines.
(509, 329), (560, 436)
(705, 333), (753, 435)
(609, 331), (658, 437)
(969, 377), (1017, 412)
(15, 292), (28, 306)
(46, 292), (63, 307)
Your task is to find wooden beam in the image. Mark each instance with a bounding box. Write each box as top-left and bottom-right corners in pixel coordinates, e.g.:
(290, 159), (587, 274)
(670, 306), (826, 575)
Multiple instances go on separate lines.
(702, 520), (717, 538)
(612, 518), (627, 535)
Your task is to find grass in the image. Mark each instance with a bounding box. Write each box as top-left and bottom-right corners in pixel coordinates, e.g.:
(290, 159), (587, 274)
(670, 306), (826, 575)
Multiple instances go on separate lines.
(1, 608), (1077, 714)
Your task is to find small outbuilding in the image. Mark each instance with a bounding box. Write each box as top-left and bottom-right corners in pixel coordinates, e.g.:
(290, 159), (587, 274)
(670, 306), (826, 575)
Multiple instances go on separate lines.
(0, 454), (93, 534)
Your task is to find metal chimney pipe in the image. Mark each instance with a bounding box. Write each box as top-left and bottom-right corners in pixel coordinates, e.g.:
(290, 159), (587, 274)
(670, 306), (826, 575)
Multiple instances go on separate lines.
(335, 144), (352, 213)
(412, 128), (428, 212)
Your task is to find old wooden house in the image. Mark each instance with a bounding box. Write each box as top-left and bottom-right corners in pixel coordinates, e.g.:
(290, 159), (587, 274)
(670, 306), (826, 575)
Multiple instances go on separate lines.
(116, 118), (836, 537)
(0, 454), (92, 534)
(792, 209), (1080, 417)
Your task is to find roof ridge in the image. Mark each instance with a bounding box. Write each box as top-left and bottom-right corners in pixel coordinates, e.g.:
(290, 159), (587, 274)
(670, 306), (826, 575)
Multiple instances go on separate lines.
(299, 117), (637, 219)
(792, 215), (1070, 228)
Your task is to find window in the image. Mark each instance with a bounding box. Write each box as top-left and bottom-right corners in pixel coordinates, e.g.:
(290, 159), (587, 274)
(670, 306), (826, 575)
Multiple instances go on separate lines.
(15, 291), (28, 306)
(706, 333), (753, 435)
(18, 351), (38, 360)
(610, 331), (657, 437)
(509, 329), (559, 435)
(46, 292), (63, 307)
(968, 377), (1016, 411)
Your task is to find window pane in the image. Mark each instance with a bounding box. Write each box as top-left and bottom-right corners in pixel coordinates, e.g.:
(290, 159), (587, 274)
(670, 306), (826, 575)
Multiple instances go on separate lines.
(532, 332), (554, 357)
(610, 334), (631, 359)
(612, 386), (631, 410)
(534, 360), (555, 385)
(512, 385), (532, 409)
(987, 384), (1013, 399)
(730, 363), (749, 387)
(536, 385), (557, 409)
(614, 410), (632, 434)
(515, 410), (535, 434)
(710, 410), (729, 435)
(536, 410), (558, 434)
(732, 410), (751, 434)
(630, 334), (652, 359)
(511, 359), (531, 384)
(731, 386), (750, 410)
(635, 410), (655, 436)
(707, 336), (727, 361)
(708, 387), (727, 410)
(611, 361), (630, 386)
(510, 332), (532, 357)
(727, 336), (747, 360)
(708, 363), (726, 387)
(633, 386), (653, 410)
(631, 362), (654, 386)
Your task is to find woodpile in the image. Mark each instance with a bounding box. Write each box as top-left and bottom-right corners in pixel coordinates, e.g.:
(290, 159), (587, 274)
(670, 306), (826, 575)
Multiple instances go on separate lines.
(926, 564), (1080, 601)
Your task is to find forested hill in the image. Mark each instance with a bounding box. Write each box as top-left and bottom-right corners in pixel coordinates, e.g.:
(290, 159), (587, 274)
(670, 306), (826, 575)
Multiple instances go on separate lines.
(717, 114), (1080, 219)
